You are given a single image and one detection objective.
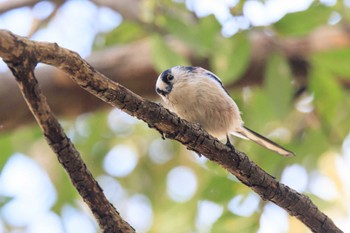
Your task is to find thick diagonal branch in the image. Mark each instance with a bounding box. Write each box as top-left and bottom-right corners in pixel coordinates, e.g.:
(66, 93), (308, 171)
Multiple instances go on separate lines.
(0, 30), (343, 233)
(2, 35), (135, 233)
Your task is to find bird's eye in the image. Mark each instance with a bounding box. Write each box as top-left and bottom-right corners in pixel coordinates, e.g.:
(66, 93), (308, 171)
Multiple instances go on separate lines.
(167, 74), (174, 81)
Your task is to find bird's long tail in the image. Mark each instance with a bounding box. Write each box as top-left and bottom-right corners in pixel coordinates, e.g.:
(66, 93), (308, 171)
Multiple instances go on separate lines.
(236, 126), (295, 157)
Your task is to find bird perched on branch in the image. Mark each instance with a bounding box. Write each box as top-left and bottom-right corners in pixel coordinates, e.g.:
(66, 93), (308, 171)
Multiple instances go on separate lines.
(155, 66), (294, 157)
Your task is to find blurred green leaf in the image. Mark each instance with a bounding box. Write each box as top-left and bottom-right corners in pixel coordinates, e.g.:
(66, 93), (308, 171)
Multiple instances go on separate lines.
(274, 4), (331, 36)
(212, 33), (251, 83)
(297, 128), (330, 158)
(196, 15), (222, 53)
(74, 112), (111, 174)
(52, 168), (79, 213)
(160, 13), (197, 45)
(213, 211), (259, 233)
(151, 34), (190, 73)
(0, 134), (14, 171)
(309, 66), (344, 124)
(311, 49), (350, 139)
(0, 126), (43, 170)
(312, 48), (350, 77)
(201, 176), (238, 203)
(0, 195), (13, 208)
(151, 202), (196, 233)
(102, 21), (147, 46)
(241, 89), (275, 129)
(264, 53), (293, 118)
(161, 14), (220, 55)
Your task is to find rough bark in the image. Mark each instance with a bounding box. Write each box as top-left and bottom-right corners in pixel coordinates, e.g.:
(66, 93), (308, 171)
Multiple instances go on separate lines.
(0, 30), (343, 233)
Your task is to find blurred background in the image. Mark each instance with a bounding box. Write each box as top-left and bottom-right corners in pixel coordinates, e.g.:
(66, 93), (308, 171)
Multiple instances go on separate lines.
(0, 0), (350, 232)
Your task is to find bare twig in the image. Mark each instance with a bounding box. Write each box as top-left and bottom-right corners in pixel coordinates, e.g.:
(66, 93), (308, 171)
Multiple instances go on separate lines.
(28, 1), (63, 37)
(0, 30), (343, 233)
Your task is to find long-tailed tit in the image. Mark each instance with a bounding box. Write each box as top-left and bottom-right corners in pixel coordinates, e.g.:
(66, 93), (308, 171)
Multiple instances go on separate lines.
(155, 66), (294, 157)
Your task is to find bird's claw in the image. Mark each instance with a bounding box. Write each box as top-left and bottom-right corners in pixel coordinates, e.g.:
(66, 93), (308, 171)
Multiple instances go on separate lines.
(226, 135), (236, 152)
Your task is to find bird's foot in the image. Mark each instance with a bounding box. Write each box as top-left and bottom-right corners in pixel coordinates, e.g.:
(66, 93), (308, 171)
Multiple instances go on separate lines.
(148, 123), (165, 140)
(226, 135), (236, 152)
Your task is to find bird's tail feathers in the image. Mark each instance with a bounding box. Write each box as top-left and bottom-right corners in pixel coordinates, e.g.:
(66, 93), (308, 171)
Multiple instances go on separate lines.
(230, 131), (248, 140)
(236, 126), (295, 157)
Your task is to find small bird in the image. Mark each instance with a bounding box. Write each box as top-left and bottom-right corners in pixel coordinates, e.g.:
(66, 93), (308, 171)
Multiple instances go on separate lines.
(155, 66), (294, 157)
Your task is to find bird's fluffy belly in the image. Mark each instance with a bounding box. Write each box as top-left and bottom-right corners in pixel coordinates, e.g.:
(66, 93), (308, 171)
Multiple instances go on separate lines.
(167, 91), (237, 139)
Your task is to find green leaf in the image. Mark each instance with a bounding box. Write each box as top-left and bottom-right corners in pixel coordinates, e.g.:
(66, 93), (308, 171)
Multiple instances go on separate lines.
(161, 14), (220, 56)
(0, 126), (42, 171)
(52, 168), (79, 213)
(212, 211), (259, 233)
(0, 195), (13, 208)
(212, 33), (251, 83)
(241, 88), (275, 129)
(264, 53), (293, 118)
(151, 34), (190, 73)
(274, 4), (331, 36)
(195, 15), (222, 54)
(312, 48), (350, 77)
(296, 128), (330, 159)
(309, 66), (344, 124)
(102, 21), (147, 46)
(160, 14), (196, 45)
(201, 176), (239, 203)
(0, 133), (14, 171)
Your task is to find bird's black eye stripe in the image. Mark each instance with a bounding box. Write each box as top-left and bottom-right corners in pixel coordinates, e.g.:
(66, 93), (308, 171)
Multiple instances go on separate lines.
(161, 69), (173, 84)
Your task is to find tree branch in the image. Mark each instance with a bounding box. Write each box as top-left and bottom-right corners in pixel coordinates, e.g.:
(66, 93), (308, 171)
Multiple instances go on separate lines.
(1, 31), (135, 233)
(0, 30), (343, 233)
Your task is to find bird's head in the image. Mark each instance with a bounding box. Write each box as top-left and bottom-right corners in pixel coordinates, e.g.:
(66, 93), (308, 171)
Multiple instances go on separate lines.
(155, 66), (195, 98)
(155, 68), (175, 98)
(155, 66), (226, 100)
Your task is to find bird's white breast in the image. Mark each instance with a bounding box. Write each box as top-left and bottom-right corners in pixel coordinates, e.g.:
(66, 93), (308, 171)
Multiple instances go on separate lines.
(165, 77), (243, 139)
